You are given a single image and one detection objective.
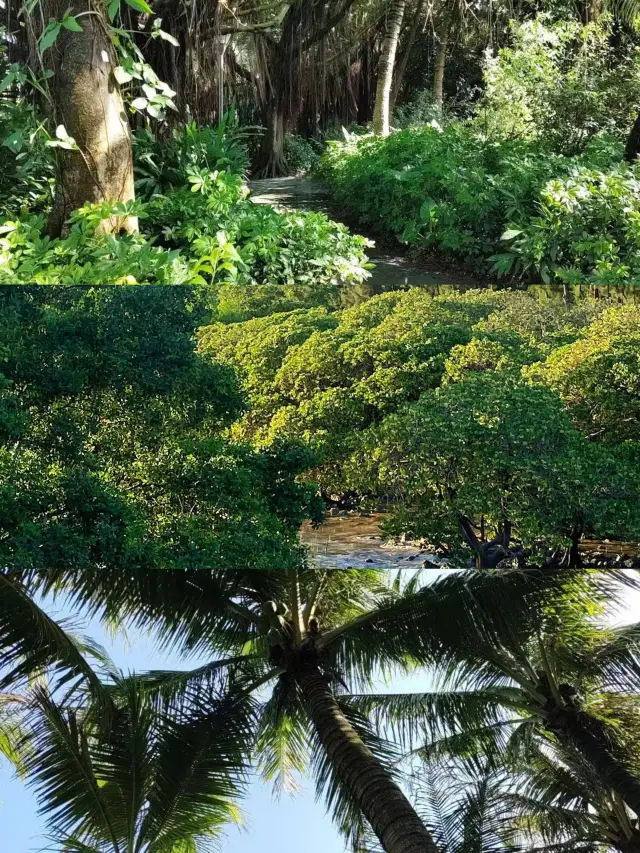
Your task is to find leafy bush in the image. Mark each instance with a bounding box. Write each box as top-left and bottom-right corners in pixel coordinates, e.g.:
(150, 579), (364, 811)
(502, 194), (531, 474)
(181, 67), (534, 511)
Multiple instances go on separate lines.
(0, 287), (322, 569)
(0, 159), (371, 286)
(476, 16), (640, 154)
(496, 165), (640, 284)
(0, 98), (55, 218)
(198, 290), (525, 483)
(319, 122), (638, 281)
(284, 135), (324, 174)
(133, 112), (253, 198)
(349, 371), (640, 565)
(528, 305), (640, 443)
(198, 287), (640, 563)
(393, 89), (445, 129)
(0, 204), (192, 285)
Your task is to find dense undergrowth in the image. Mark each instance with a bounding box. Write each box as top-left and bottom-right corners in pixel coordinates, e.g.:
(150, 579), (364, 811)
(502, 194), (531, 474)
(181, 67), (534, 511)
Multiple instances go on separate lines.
(0, 114), (370, 286)
(199, 289), (640, 565)
(319, 16), (640, 285)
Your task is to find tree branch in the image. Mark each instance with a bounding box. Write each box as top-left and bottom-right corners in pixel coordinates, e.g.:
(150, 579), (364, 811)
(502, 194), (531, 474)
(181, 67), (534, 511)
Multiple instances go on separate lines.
(301, 0), (358, 51)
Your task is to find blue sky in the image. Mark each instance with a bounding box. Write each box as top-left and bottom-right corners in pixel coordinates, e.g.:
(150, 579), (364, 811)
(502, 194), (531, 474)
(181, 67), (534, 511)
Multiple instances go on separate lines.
(2, 574), (639, 853)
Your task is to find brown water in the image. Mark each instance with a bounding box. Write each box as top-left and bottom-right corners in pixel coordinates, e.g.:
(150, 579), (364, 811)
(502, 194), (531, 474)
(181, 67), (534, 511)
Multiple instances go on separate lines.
(300, 516), (640, 568)
(300, 515), (446, 569)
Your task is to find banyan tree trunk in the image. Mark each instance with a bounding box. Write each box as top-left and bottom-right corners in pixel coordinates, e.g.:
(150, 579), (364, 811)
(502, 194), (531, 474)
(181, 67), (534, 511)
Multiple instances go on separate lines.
(47, 4), (136, 237)
(256, 99), (288, 177)
(373, 0), (406, 136)
(433, 21), (448, 108)
(296, 655), (441, 853)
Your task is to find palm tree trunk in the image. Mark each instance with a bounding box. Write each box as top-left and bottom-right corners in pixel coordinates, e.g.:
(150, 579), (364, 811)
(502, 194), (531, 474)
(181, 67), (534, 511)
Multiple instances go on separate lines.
(548, 708), (640, 818)
(433, 20), (449, 109)
(390, 0), (427, 116)
(296, 657), (440, 853)
(373, 0), (406, 136)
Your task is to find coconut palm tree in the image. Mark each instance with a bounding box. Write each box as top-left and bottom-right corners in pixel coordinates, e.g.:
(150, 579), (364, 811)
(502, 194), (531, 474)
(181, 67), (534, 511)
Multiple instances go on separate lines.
(373, 0), (407, 135)
(0, 571), (109, 695)
(411, 726), (640, 853)
(21, 675), (253, 853)
(351, 589), (640, 824)
(503, 738), (640, 853)
(12, 567), (632, 853)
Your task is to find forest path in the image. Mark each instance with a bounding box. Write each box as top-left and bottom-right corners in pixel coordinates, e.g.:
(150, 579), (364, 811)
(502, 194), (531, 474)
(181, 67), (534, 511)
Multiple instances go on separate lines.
(249, 175), (481, 289)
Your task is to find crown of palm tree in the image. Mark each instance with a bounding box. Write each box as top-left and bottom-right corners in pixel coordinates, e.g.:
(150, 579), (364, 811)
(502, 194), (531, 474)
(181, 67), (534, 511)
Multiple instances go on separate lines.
(20, 675), (254, 853)
(6, 568), (635, 853)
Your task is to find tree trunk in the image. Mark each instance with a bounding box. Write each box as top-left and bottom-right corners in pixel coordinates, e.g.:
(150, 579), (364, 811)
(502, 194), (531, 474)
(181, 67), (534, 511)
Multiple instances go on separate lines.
(256, 100), (288, 177)
(547, 708), (640, 818)
(390, 0), (426, 117)
(625, 111), (640, 163)
(47, 5), (136, 238)
(433, 21), (448, 109)
(296, 656), (440, 853)
(373, 0), (406, 136)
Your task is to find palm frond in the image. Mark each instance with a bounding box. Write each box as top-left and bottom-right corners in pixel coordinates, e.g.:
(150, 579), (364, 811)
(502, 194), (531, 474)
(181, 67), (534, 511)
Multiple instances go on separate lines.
(0, 573), (109, 695)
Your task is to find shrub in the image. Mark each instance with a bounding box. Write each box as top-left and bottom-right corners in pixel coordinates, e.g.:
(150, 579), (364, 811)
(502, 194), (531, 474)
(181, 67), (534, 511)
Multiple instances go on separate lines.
(0, 98), (55, 218)
(348, 371), (640, 565)
(495, 165), (640, 284)
(0, 204), (192, 285)
(319, 122), (636, 281)
(133, 112), (253, 198)
(284, 135), (324, 174)
(528, 305), (640, 443)
(393, 89), (446, 129)
(476, 16), (640, 154)
(198, 289), (515, 484)
(196, 287), (640, 564)
(0, 166), (371, 286)
(0, 287), (322, 569)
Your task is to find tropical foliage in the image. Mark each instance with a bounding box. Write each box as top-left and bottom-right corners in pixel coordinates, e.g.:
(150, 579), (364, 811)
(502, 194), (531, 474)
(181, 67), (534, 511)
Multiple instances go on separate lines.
(2, 568), (640, 853)
(0, 287), (322, 570)
(198, 289), (640, 565)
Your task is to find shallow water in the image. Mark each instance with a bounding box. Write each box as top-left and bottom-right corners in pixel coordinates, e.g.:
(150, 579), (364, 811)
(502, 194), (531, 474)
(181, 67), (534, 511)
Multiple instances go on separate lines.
(300, 515), (445, 569)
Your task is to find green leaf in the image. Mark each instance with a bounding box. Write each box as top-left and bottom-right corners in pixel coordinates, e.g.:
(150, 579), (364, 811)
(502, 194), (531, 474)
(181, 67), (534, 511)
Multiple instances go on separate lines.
(3, 131), (26, 151)
(61, 15), (83, 32)
(0, 72), (16, 95)
(39, 21), (62, 52)
(107, 0), (120, 21)
(123, 0), (153, 14)
(113, 66), (133, 85)
(130, 97), (148, 110)
(501, 228), (523, 241)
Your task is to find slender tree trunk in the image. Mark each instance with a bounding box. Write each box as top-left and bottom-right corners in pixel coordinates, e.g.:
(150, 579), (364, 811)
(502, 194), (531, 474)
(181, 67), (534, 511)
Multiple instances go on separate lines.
(390, 0), (426, 116)
(547, 708), (640, 818)
(47, 4), (136, 237)
(625, 111), (640, 163)
(433, 20), (449, 109)
(373, 0), (406, 136)
(296, 656), (440, 853)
